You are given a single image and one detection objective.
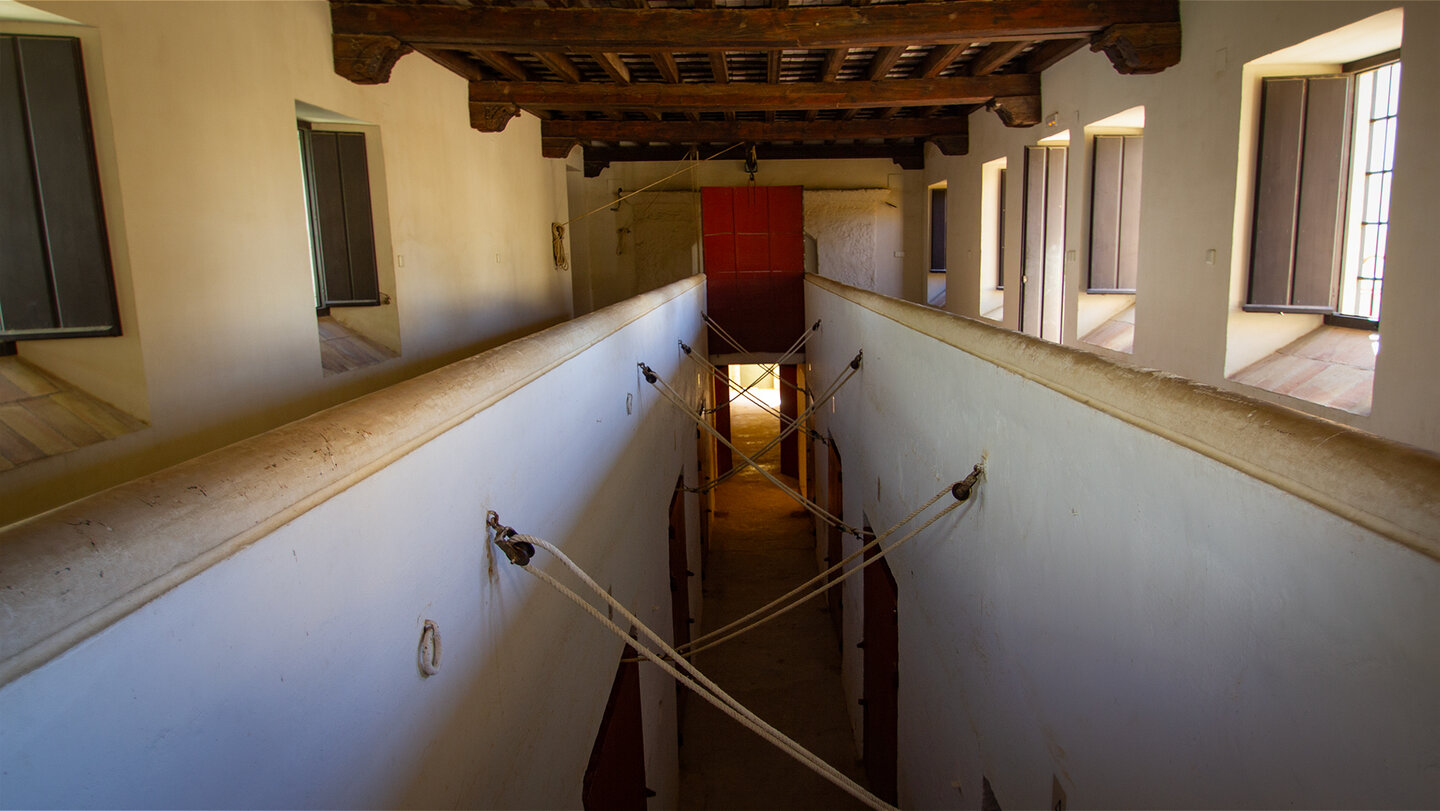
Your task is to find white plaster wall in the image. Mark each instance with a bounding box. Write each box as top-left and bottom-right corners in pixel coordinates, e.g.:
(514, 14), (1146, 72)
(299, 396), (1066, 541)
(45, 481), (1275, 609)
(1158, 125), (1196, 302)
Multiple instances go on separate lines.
(0, 283), (705, 809)
(924, 1), (1439, 455)
(0, 0), (573, 525)
(806, 281), (1440, 809)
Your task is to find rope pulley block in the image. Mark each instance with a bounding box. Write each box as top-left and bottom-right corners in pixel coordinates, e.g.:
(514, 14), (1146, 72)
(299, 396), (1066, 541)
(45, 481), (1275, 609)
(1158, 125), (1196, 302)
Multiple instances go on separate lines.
(951, 463), (984, 503)
(849, 351), (863, 370)
(638, 362), (658, 385)
(678, 341), (692, 355)
(487, 510), (534, 566)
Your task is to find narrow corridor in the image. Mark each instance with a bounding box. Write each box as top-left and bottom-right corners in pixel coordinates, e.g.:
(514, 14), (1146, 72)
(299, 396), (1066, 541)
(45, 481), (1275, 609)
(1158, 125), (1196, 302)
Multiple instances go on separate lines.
(678, 390), (869, 810)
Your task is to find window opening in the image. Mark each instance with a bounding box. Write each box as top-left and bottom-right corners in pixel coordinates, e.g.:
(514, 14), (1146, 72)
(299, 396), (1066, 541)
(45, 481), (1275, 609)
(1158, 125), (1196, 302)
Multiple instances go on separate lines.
(1337, 59), (1399, 323)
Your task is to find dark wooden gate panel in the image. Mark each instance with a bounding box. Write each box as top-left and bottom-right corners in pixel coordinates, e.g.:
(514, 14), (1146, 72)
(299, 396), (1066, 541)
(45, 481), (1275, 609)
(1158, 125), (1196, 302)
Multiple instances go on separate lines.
(780, 364), (799, 477)
(712, 364), (732, 475)
(862, 538), (898, 805)
(583, 649), (647, 811)
(825, 441), (844, 643)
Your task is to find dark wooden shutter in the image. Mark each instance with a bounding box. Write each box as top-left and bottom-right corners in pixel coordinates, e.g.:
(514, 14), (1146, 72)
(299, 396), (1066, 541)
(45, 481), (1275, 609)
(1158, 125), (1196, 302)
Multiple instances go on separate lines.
(303, 129), (380, 308)
(862, 538), (898, 806)
(1088, 134), (1142, 293)
(1021, 145), (1066, 338)
(1246, 75), (1352, 312)
(0, 35), (119, 341)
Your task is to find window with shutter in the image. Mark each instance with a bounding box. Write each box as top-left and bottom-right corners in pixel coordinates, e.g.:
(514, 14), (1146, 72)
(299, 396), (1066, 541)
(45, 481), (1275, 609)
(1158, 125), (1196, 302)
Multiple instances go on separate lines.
(0, 34), (119, 343)
(1088, 134), (1143, 294)
(298, 125), (381, 310)
(1245, 54), (1399, 323)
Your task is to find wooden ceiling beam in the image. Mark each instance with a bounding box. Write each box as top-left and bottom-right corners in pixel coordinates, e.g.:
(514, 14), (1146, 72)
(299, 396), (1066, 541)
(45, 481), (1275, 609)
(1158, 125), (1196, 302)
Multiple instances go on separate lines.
(469, 50), (530, 82)
(913, 43), (966, 78)
(709, 51), (729, 83)
(541, 115), (968, 143)
(579, 141), (926, 174)
(1022, 38), (1088, 73)
(865, 45), (905, 81)
(415, 47), (488, 81)
(592, 52), (632, 84)
(468, 73), (1038, 112)
(536, 51), (583, 82)
(331, 1), (1179, 52)
(651, 51), (681, 83)
(967, 40), (1030, 76)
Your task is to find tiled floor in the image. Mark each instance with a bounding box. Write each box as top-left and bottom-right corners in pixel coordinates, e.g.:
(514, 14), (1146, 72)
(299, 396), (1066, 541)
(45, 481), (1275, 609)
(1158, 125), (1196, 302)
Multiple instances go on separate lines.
(318, 316), (398, 376)
(1081, 305), (1136, 353)
(0, 357), (145, 471)
(1230, 325), (1377, 414)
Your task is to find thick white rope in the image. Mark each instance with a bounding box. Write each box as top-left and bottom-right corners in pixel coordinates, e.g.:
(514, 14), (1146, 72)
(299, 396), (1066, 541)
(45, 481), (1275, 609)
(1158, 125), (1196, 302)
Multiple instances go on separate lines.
(646, 370), (855, 534)
(678, 482), (959, 654)
(699, 362), (860, 493)
(512, 535), (897, 811)
(679, 496), (968, 659)
(700, 317), (818, 402)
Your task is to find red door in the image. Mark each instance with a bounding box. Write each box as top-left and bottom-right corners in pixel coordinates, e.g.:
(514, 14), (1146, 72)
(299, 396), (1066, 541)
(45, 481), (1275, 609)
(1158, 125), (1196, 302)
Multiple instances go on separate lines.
(583, 650), (647, 810)
(701, 186), (804, 353)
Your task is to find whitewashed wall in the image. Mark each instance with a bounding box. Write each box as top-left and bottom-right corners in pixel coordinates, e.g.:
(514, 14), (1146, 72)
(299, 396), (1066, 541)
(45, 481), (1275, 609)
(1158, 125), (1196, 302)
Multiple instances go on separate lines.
(1, 0), (573, 525)
(925, 0), (1440, 455)
(806, 277), (1440, 809)
(0, 279), (706, 809)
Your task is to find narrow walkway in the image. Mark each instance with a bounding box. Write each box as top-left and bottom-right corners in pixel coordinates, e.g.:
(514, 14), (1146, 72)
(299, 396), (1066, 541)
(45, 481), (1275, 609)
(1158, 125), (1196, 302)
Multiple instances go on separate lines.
(679, 393), (869, 810)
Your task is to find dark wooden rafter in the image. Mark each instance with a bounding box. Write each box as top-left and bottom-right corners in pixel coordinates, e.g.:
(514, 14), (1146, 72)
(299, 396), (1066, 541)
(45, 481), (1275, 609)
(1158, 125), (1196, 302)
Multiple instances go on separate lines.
(468, 73), (1038, 113)
(329, 0), (1182, 163)
(593, 51), (631, 83)
(580, 141), (926, 176)
(330, 1), (1179, 52)
(537, 51), (583, 82)
(913, 43), (966, 78)
(968, 40), (1030, 75)
(542, 115), (967, 144)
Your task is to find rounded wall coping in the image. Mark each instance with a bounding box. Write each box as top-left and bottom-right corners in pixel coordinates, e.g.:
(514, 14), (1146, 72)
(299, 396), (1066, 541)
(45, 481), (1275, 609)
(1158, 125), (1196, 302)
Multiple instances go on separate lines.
(0, 276), (705, 688)
(807, 274), (1440, 563)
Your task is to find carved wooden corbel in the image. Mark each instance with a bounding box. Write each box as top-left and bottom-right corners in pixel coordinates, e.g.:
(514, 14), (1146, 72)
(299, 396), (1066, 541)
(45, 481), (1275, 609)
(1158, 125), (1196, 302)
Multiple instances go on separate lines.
(332, 34), (412, 85)
(470, 103), (522, 133)
(930, 134), (969, 157)
(986, 95), (1042, 128)
(542, 137), (580, 160)
(1090, 22), (1182, 75)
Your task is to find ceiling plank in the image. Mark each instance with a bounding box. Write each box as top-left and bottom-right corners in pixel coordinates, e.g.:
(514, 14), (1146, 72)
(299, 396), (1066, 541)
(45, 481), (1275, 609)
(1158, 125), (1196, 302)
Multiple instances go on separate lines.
(592, 52), (632, 84)
(542, 115), (968, 143)
(468, 73), (1039, 111)
(332, 1), (1179, 52)
(967, 40), (1030, 76)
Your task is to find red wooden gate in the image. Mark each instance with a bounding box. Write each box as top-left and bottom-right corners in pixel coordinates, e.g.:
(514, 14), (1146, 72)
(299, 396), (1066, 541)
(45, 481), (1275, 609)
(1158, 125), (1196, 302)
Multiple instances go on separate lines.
(701, 186), (804, 353)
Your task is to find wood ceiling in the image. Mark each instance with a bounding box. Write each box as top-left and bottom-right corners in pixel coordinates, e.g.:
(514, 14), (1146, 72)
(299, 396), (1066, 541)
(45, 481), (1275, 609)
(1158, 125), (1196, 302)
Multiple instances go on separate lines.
(330, 0), (1180, 175)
